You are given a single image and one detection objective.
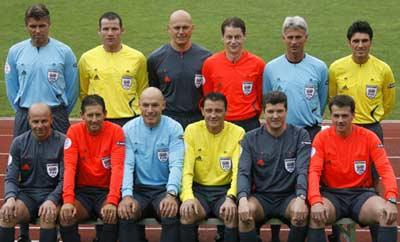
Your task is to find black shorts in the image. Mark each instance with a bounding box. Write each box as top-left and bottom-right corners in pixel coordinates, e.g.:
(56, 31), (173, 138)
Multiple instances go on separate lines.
(132, 184), (173, 219)
(75, 187), (108, 219)
(321, 188), (376, 225)
(17, 189), (52, 222)
(192, 183), (229, 218)
(252, 192), (295, 224)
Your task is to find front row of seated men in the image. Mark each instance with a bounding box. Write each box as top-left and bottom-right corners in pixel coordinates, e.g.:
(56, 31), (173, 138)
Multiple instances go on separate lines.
(0, 87), (397, 242)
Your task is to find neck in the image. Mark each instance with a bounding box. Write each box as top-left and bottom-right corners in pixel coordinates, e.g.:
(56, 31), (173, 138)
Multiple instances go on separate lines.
(208, 124), (224, 135)
(265, 123), (286, 137)
(286, 52), (305, 63)
(352, 55), (369, 64)
(103, 44), (122, 53)
(225, 50), (243, 63)
(170, 41), (192, 52)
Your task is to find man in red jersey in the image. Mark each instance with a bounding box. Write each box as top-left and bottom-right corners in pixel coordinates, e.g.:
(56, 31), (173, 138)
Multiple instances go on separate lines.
(202, 17), (265, 132)
(308, 95), (398, 242)
(59, 94), (125, 242)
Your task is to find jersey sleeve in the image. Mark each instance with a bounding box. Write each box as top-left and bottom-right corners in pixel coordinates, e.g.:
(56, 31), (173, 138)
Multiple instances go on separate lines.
(121, 125), (136, 198)
(382, 65), (396, 118)
(227, 129), (245, 198)
(64, 48), (78, 113)
(78, 55), (89, 101)
(262, 65), (273, 96)
(5, 48), (19, 111)
(166, 123), (184, 194)
(4, 138), (21, 200)
(328, 65), (337, 102)
(147, 54), (160, 88)
(255, 59), (265, 114)
(106, 127), (125, 206)
(180, 127), (196, 202)
(307, 133), (325, 206)
(237, 134), (253, 200)
(295, 129), (311, 197)
(318, 63), (329, 116)
(202, 58), (213, 95)
(136, 54), (149, 102)
(62, 128), (79, 204)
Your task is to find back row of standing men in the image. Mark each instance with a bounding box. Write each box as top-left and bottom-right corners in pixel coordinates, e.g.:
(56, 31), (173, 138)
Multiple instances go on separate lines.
(2, 3), (397, 242)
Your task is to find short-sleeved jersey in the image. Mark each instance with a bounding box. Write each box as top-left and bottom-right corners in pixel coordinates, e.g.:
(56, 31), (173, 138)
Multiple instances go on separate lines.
(78, 44), (148, 119)
(63, 121), (125, 206)
(147, 44), (212, 115)
(329, 55), (396, 124)
(121, 116), (184, 198)
(5, 38), (78, 113)
(308, 125), (398, 206)
(5, 130), (65, 205)
(237, 124), (311, 200)
(202, 51), (265, 121)
(180, 121), (245, 202)
(263, 54), (328, 127)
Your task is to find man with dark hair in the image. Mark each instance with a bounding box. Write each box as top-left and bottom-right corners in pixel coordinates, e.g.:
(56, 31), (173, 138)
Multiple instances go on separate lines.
(147, 10), (211, 129)
(59, 94), (125, 242)
(308, 95), (398, 242)
(79, 11), (148, 127)
(0, 103), (65, 242)
(180, 92), (245, 242)
(237, 91), (310, 242)
(202, 17), (265, 132)
(118, 87), (184, 242)
(5, 3), (78, 137)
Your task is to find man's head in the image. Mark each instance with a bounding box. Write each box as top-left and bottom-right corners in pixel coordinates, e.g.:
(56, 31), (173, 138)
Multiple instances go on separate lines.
(139, 87), (165, 128)
(28, 103), (53, 141)
(81, 95), (107, 135)
(221, 17), (246, 57)
(347, 21), (373, 63)
(282, 16), (308, 58)
(329, 95), (355, 136)
(201, 92), (227, 134)
(25, 4), (51, 47)
(168, 10), (193, 51)
(263, 91), (287, 132)
(98, 12), (124, 52)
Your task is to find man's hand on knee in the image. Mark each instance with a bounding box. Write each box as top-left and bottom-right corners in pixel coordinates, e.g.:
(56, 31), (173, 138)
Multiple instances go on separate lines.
(290, 197), (308, 226)
(180, 199), (199, 222)
(219, 196), (237, 224)
(0, 197), (17, 223)
(118, 196), (138, 220)
(382, 201), (398, 225)
(101, 203), (117, 224)
(160, 193), (178, 218)
(38, 200), (57, 223)
(310, 203), (328, 226)
(60, 203), (76, 224)
(238, 197), (253, 223)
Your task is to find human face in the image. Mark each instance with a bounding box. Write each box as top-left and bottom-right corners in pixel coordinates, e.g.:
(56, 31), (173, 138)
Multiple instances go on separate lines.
(139, 95), (165, 127)
(168, 14), (193, 50)
(282, 28), (307, 58)
(26, 17), (50, 47)
(201, 99), (226, 134)
(99, 18), (124, 52)
(222, 26), (245, 57)
(29, 110), (52, 141)
(81, 104), (106, 135)
(348, 32), (371, 64)
(264, 103), (287, 131)
(330, 105), (354, 136)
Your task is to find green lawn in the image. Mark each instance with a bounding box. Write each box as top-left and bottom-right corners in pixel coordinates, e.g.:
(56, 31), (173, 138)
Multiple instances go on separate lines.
(1, 0), (399, 118)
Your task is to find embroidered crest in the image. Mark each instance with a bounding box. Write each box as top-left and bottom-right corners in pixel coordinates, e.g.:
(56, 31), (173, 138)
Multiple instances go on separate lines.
(304, 84), (315, 100)
(311, 147), (316, 157)
(157, 148), (169, 162)
(242, 81), (253, 95)
(4, 63), (10, 74)
(64, 138), (72, 149)
(354, 160), (366, 175)
(220, 157), (232, 171)
(284, 158), (296, 173)
(47, 70), (59, 83)
(101, 156), (111, 169)
(194, 74), (204, 88)
(365, 85), (378, 99)
(121, 76), (133, 89)
(46, 163), (59, 178)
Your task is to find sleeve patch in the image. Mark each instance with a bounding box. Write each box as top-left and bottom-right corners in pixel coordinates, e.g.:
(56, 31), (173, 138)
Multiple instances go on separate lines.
(7, 155), (12, 165)
(377, 143), (384, 148)
(311, 147), (316, 157)
(301, 141), (311, 145)
(116, 141), (125, 146)
(388, 83), (395, 89)
(4, 63), (10, 74)
(64, 138), (72, 149)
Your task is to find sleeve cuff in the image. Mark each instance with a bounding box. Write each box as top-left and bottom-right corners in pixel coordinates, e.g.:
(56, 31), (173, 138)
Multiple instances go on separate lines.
(237, 192), (248, 200)
(308, 196), (323, 206)
(385, 191), (398, 200)
(166, 184), (178, 194)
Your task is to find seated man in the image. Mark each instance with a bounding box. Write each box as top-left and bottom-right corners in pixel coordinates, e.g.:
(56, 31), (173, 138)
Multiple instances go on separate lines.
(118, 87), (184, 242)
(237, 91), (310, 242)
(59, 95), (125, 242)
(179, 92), (245, 242)
(308, 95), (398, 242)
(0, 103), (65, 242)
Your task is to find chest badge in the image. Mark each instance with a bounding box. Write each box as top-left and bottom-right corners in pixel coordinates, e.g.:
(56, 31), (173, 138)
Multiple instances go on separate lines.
(365, 85), (378, 99)
(47, 70), (59, 83)
(220, 157), (232, 172)
(157, 148), (169, 162)
(46, 163), (59, 178)
(121, 75), (133, 89)
(284, 158), (296, 173)
(304, 82), (315, 100)
(354, 160), (366, 175)
(242, 81), (253, 95)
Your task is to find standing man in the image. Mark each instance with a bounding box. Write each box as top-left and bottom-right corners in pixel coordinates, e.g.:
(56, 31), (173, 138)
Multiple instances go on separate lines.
(79, 11), (148, 127)
(329, 20), (396, 142)
(118, 87), (184, 242)
(263, 16), (328, 141)
(59, 95), (125, 242)
(147, 10), (212, 129)
(202, 17), (265, 132)
(0, 103), (65, 242)
(308, 95), (398, 242)
(5, 3), (78, 137)
(180, 92), (245, 242)
(237, 91), (310, 242)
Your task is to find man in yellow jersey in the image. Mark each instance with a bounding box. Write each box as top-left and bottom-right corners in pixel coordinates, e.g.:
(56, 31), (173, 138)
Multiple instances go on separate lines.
(180, 92), (245, 242)
(79, 12), (148, 127)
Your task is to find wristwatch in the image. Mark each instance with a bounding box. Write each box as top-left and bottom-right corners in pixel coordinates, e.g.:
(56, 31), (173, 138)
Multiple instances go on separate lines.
(297, 194), (306, 200)
(388, 197), (397, 205)
(226, 194), (236, 202)
(167, 190), (177, 197)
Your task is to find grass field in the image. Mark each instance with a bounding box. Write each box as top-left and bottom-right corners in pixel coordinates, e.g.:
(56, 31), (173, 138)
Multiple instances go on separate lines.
(0, 0), (399, 118)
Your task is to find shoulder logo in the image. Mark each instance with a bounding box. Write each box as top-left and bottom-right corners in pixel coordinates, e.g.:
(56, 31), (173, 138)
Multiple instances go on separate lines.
(311, 147), (316, 157)
(7, 155), (12, 166)
(64, 138), (72, 149)
(194, 74), (204, 88)
(388, 83), (395, 89)
(46, 163), (59, 178)
(4, 63), (10, 74)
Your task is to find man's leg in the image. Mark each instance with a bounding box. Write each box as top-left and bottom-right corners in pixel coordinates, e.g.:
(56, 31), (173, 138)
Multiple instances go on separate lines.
(60, 200), (91, 242)
(308, 197), (337, 242)
(284, 197), (308, 242)
(0, 200), (31, 242)
(238, 197), (265, 242)
(39, 206), (60, 242)
(180, 199), (207, 242)
(119, 197), (147, 242)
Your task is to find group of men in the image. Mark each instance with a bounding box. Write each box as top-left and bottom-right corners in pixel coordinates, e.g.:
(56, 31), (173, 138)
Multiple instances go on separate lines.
(1, 3), (398, 242)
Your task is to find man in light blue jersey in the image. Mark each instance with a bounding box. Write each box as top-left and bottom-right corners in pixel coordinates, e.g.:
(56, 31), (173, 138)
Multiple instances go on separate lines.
(263, 16), (328, 141)
(118, 87), (184, 242)
(5, 4), (78, 137)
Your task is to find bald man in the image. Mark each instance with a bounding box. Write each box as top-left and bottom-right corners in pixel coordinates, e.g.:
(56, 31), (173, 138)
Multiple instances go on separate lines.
(0, 103), (65, 242)
(147, 10), (211, 129)
(118, 87), (184, 242)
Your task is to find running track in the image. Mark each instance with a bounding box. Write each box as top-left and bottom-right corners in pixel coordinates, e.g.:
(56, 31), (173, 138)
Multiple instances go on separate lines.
(0, 118), (399, 242)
